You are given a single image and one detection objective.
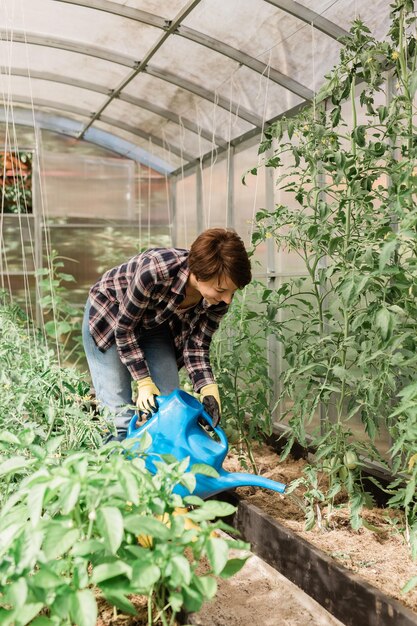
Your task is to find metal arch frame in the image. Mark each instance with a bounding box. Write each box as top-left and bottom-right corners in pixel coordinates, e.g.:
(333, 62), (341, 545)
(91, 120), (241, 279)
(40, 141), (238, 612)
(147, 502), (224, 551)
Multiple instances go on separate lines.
(0, 107), (174, 173)
(54, 0), (314, 101)
(264, 0), (349, 40)
(79, 0), (205, 136)
(8, 66), (228, 148)
(3, 29), (264, 129)
(6, 95), (196, 163)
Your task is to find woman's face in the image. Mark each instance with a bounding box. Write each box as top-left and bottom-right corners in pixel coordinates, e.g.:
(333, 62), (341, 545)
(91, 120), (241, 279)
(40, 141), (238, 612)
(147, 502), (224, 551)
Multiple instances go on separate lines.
(195, 274), (238, 306)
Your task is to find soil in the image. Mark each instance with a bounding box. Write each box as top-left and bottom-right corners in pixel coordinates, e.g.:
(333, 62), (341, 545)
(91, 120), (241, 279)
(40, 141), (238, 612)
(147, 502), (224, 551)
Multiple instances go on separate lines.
(223, 443), (417, 614)
(93, 442), (417, 625)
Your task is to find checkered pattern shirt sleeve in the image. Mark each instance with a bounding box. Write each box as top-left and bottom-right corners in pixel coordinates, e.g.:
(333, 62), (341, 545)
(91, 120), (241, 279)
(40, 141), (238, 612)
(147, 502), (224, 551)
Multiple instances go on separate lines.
(88, 248), (228, 385)
(183, 307), (227, 391)
(88, 249), (181, 380)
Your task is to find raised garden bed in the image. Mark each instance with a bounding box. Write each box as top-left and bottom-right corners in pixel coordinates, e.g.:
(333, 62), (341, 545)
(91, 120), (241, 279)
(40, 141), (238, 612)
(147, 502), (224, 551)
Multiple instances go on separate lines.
(217, 442), (417, 626)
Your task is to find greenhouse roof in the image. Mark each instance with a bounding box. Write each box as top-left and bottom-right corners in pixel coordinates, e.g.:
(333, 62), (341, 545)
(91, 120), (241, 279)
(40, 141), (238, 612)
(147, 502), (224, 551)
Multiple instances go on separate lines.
(1, 0), (392, 173)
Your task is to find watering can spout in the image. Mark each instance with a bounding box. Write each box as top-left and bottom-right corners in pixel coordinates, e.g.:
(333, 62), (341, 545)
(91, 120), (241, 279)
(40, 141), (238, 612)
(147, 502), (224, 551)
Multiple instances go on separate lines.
(216, 469), (286, 495)
(125, 389), (287, 500)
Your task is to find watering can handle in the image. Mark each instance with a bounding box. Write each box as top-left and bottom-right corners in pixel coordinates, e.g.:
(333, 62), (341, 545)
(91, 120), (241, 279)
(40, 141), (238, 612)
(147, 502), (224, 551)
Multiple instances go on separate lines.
(127, 396), (162, 437)
(200, 409), (229, 451)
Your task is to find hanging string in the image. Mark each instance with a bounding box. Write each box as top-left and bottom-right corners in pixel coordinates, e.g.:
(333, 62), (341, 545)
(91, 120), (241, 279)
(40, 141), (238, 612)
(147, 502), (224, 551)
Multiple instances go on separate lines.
(204, 91), (221, 230)
(0, 0), (41, 361)
(160, 125), (175, 245)
(19, 0), (65, 373)
(137, 161), (142, 249)
(147, 138), (152, 250)
(176, 113), (189, 248)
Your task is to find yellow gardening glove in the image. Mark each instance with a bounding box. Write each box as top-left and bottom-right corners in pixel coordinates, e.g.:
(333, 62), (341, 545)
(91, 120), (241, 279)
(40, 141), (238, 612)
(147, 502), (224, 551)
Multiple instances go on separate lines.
(136, 376), (160, 414)
(200, 383), (221, 428)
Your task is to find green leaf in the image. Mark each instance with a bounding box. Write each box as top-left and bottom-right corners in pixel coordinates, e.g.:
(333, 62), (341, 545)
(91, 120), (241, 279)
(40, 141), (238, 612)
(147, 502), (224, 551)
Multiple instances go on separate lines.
(0, 522), (25, 555)
(0, 431), (20, 445)
(402, 576), (417, 594)
(330, 106), (341, 127)
(59, 481), (81, 516)
(101, 590), (137, 615)
(186, 500), (236, 522)
(91, 561), (132, 584)
(131, 562), (160, 591)
(28, 483), (48, 526)
(404, 478), (416, 507)
(193, 575), (217, 599)
(70, 538), (104, 557)
(379, 238), (397, 270)
(409, 70), (417, 98)
(0, 456), (33, 477)
(123, 515), (170, 540)
(179, 472), (196, 493)
(42, 525), (79, 560)
(190, 463), (220, 478)
(183, 495), (205, 507)
(206, 537), (229, 575)
(351, 125), (366, 147)
(97, 507), (124, 554)
(45, 436), (64, 455)
(5, 578), (28, 608)
(119, 468), (140, 505)
(32, 567), (64, 589)
(377, 104), (388, 123)
(219, 556), (250, 579)
(170, 555), (191, 586)
(69, 589), (97, 626)
(123, 430), (152, 453)
(182, 584), (204, 613)
(375, 307), (393, 340)
(14, 603), (43, 626)
(168, 591), (183, 613)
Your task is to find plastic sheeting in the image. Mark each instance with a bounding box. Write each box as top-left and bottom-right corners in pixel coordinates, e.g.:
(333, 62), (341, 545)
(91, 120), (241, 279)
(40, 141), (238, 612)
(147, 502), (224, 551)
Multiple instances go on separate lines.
(0, 0), (393, 170)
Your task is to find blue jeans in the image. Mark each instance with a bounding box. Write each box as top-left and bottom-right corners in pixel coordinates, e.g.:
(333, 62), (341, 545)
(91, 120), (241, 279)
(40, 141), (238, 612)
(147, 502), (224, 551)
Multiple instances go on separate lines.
(82, 298), (180, 439)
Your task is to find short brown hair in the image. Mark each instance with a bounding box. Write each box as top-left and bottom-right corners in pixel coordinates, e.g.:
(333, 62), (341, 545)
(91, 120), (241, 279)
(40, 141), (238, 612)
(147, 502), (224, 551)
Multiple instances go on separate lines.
(188, 228), (251, 289)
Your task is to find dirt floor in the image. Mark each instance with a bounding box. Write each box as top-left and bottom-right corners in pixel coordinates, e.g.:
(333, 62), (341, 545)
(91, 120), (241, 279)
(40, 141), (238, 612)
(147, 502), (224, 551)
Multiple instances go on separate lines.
(223, 443), (417, 614)
(188, 543), (344, 626)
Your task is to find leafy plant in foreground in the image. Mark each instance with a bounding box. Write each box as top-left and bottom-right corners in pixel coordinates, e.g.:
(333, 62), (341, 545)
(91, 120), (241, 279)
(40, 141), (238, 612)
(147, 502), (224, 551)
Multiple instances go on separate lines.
(0, 436), (248, 626)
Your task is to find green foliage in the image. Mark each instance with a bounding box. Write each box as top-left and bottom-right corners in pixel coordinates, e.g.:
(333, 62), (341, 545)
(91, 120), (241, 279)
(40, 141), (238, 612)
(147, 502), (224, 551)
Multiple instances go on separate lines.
(36, 250), (85, 367)
(0, 294), (248, 623)
(0, 439), (247, 625)
(210, 282), (275, 469)
(0, 291), (101, 456)
(250, 1), (417, 539)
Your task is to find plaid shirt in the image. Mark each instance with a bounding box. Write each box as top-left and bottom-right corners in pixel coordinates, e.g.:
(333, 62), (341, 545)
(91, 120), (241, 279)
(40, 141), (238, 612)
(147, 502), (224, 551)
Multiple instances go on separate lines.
(88, 247), (228, 391)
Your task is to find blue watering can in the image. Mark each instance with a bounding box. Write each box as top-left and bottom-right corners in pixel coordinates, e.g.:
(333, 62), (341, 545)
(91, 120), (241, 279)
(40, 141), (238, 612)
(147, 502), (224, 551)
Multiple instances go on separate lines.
(126, 389), (286, 499)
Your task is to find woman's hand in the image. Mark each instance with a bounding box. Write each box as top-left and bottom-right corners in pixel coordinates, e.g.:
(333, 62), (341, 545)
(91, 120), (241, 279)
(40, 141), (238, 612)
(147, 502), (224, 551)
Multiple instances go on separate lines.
(136, 376), (160, 413)
(200, 383), (221, 428)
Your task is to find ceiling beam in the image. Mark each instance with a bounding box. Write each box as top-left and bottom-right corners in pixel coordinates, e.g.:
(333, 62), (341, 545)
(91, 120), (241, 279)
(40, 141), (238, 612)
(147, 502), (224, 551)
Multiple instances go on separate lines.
(5, 95), (195, 162)
(7, 66), (227, 147)
(264, 0), (349, 40)
(79, 0), (204, 137)
(0, 107), (174, 173)
(54, 0), (313, 100)
(144, 66), (263, 127)
(2, 30), (262, 129)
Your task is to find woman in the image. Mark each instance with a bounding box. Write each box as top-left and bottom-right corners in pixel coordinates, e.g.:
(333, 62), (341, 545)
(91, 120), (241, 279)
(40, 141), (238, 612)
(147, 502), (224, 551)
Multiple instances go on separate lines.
(82, 228), (252, 440)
